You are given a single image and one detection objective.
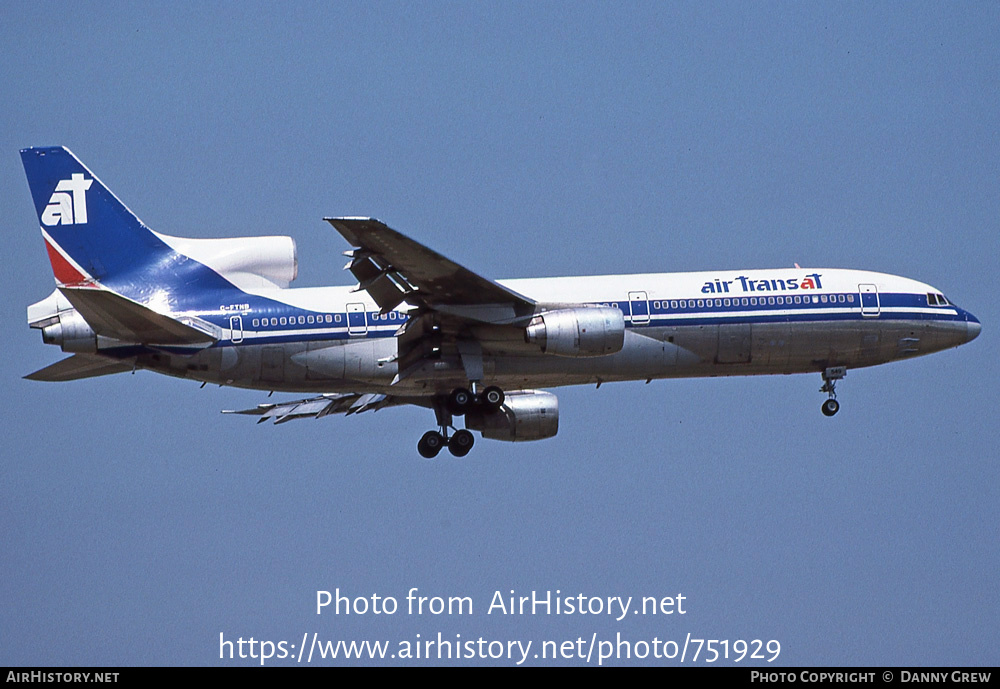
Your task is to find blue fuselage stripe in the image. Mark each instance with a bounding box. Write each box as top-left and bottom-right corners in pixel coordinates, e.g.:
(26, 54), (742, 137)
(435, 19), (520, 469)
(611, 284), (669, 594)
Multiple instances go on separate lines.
(186, 290), (971, 347)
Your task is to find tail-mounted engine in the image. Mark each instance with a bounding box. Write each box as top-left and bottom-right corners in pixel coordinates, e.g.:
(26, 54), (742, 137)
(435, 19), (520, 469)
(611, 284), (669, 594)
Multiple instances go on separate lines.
(29, 291), (99, 353)
(525, 307), (625, 357)
(39, 309), (98, 353)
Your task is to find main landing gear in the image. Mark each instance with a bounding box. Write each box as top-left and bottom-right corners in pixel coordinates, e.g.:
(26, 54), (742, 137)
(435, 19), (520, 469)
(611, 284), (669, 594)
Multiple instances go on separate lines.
(416, 385), (505, 459)
(447, 385), (504, 415)
(820, 367), (846, 417)
(417, 428), (474, 459)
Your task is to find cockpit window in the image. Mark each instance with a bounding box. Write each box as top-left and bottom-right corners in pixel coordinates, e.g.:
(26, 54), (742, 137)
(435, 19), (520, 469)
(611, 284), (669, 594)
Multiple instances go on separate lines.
(927, 293), (950, 307)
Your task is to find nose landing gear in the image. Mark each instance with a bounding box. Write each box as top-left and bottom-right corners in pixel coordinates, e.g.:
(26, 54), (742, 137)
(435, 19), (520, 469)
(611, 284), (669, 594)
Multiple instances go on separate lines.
(820, 367), (846, 417)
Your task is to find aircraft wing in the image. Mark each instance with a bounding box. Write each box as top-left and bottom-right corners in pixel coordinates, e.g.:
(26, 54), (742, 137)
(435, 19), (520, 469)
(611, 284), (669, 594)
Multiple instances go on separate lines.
(325, 217), (535, 324)
(327, 217), (546, 385)
(223, 392), (419, 424)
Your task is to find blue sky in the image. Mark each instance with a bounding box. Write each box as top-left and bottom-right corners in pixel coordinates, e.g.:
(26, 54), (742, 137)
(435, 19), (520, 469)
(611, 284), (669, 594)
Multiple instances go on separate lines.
(2, 2), (997, 666)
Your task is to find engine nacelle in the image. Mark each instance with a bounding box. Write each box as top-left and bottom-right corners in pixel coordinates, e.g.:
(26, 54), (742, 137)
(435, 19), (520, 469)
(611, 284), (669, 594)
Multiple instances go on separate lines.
(465, 390), (559, 442)
(155, 233), (298, 289)
(41, 310), (97, 353)
(524, 307), (625, 357)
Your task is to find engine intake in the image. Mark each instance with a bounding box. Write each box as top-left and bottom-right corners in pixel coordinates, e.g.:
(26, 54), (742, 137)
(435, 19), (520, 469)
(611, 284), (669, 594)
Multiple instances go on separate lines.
(525, 307), (625, 357)
(465, 390), (559, 442)
(156, 234), (298, 289)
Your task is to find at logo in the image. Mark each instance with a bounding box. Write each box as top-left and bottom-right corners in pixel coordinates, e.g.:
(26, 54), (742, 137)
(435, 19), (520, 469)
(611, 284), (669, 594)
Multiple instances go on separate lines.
(41, 173), (93, 226)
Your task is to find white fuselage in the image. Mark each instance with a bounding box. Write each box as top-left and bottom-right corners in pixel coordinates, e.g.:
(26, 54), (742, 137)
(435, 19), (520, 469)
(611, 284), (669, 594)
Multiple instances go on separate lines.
(130, 267), (979, 395)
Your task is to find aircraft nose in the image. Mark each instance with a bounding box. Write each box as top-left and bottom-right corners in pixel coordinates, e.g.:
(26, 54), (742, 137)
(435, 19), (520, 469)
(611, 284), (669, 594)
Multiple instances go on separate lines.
(965, 313), (981, 343)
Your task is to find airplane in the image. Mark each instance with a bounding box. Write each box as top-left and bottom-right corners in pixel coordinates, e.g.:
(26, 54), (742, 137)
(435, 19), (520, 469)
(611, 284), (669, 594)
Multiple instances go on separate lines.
(21, 147), (981, 458)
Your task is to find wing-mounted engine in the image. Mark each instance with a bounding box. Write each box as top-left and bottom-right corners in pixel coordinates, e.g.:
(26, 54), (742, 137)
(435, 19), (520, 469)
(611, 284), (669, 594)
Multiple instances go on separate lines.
(525, 307), (625, 357)
(465, 389), (558, 442)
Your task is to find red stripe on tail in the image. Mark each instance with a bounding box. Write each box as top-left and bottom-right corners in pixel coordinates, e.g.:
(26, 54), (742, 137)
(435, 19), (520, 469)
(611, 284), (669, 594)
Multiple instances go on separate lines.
(44, 236), (93, 286)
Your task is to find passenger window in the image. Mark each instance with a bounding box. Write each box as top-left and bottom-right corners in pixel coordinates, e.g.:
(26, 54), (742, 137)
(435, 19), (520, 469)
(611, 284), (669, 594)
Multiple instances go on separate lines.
(847, 294), (854, 303)
(670, 300), (678, 309)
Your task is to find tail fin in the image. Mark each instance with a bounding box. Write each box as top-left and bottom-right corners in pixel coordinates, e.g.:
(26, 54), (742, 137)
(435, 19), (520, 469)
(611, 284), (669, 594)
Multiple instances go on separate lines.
(20, 146), (240, 299)
(20, 147), (169, 289)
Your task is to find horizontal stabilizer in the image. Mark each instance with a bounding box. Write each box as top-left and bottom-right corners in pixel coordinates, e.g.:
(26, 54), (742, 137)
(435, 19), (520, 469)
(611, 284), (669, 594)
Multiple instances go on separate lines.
(25, 354), (132, 382)
(60, 287), (218, 345)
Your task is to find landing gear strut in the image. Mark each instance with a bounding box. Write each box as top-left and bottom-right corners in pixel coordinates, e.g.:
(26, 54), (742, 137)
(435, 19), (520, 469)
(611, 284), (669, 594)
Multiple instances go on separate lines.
(417, 385), (507, 458)
(820, 367), (846, 417)
(418, 399), (470, 458)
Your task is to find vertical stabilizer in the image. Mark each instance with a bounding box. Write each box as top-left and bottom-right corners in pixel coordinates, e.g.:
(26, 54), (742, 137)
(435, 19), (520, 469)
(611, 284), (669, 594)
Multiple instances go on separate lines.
(21, 147), (167, 288)
(20, 147), (235, 299)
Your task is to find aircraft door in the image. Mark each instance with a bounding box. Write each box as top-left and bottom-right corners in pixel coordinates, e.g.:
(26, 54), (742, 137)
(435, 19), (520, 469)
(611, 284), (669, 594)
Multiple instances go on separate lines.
(629, 291), (650, 325)
(859, 284), (880, 317)
(229, 315), (243, 343)
(347, 303), (368, 336)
